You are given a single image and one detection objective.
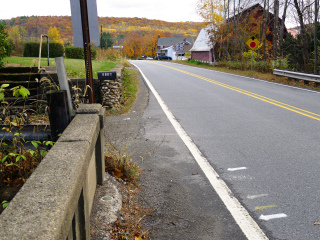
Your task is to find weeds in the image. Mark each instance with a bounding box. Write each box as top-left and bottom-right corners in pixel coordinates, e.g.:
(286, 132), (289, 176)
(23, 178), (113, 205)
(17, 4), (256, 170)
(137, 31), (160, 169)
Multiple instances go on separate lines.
(105, 142), (140, 183)
(0, 136), (53, 213)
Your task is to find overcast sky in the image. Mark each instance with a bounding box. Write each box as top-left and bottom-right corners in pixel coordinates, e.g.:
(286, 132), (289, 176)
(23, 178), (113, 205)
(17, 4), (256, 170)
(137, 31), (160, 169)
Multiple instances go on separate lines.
(1, 0), (202, 22)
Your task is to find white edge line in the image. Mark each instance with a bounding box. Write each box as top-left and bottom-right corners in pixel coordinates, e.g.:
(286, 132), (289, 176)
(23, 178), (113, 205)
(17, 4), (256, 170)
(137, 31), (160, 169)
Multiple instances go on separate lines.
(132, 63), (268, 240)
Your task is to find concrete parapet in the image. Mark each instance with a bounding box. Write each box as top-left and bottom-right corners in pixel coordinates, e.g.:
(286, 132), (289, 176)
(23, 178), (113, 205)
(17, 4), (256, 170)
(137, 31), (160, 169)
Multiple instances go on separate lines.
(0, 104), (105, 240)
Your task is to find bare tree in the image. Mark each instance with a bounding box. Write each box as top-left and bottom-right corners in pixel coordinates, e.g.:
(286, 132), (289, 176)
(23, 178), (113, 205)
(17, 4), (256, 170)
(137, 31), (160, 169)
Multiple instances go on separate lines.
(314, 0), (318, 74)
(293, 0), (310, 71)
(279, 0), (289, 56)
(273, 0), (280, 61)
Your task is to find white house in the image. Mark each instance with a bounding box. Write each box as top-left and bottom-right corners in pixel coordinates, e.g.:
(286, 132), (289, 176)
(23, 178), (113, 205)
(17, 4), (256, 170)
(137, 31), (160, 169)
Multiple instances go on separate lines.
(157, 37), (195, 60)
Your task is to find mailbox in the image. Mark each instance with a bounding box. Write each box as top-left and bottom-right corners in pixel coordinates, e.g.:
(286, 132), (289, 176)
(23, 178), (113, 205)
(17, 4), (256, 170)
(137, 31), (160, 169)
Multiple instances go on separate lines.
(98, 71), (117, 80)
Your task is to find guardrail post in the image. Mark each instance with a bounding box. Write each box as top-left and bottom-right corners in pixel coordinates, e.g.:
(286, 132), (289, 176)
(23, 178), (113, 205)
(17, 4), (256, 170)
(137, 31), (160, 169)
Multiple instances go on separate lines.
(76, 104), (105, 185)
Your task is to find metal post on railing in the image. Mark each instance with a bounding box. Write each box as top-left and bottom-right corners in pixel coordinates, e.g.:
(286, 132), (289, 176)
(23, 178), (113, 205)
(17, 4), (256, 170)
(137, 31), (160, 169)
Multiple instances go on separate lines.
(79, 0), (95, 103)
(38, 35), (50, 70)
(42, 35), (50, 66)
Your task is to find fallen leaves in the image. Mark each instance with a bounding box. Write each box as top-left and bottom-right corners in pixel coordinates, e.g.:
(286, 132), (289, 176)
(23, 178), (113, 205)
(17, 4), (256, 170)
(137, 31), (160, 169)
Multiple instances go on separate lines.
(108, 182), (152, 239)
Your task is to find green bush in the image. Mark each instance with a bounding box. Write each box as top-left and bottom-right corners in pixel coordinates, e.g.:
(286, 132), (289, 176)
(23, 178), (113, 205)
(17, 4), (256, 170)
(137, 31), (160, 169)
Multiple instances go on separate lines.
(42, 43), (64, 58)
(218, 60), (273, 73)
(254, 61), (273, 73)
(23, 42), (64, 58)
(188, 59), (209, 66)
(0, 23), (9, 67)
(65, 46), (97, 60)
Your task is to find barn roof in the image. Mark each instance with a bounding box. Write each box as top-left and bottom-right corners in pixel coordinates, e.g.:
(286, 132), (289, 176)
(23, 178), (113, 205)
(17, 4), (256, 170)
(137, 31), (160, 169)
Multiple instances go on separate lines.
(190, 25), (215, 52)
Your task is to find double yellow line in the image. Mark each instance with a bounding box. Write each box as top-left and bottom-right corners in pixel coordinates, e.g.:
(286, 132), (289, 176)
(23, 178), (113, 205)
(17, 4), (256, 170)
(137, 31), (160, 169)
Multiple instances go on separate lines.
(151, 62), (320, 122)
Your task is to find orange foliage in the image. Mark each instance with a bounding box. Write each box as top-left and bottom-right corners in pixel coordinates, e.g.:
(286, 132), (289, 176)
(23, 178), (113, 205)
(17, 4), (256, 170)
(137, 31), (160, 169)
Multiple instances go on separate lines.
(4, 16), (202, 45)
(142, 30), (167, 57)
(123, 32), (143, 59)
(214, 13), (273, 60)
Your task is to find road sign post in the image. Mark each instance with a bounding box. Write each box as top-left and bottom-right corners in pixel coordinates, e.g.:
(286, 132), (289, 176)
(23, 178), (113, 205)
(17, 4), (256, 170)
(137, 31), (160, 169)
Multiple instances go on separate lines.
(246, 36), (260, 72)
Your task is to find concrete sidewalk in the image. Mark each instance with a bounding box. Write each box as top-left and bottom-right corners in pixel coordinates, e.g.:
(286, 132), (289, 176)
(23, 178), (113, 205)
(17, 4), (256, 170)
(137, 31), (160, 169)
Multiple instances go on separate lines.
(90, 66), (247, 240)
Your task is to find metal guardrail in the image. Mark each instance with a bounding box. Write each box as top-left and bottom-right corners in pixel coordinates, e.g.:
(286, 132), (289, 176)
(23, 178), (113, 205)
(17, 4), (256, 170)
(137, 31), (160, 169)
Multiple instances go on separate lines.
(273, 69), (320, 83)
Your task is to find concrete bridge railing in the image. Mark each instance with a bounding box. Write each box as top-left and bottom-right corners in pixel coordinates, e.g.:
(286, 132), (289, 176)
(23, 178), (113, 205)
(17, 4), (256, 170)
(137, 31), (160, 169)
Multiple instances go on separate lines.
(0, 104), (105, 240)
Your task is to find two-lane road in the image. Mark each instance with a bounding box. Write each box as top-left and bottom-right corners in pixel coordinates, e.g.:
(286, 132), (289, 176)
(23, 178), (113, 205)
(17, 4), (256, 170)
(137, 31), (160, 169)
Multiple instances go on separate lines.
(132, 60), (320, 239)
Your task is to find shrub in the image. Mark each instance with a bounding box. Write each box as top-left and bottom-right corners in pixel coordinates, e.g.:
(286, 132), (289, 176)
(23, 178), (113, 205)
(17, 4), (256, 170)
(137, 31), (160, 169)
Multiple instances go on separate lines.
(189, 59), (209, 66)
(0, 23), (9, 67)
(65, 46), (97, 60)
(254, 61), (273, 73)
(23, 42), (64, 58)
(96, 48), (119, 61)
(42, 43), (64, 58)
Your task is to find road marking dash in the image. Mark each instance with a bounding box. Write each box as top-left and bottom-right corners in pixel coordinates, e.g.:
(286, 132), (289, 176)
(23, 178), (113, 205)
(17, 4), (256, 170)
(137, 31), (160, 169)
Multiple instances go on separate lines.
(227, 167), (247, 171)
(255, 205), (278, 211)
(259, 213), (287, 221)
(247, 194), (268, 199)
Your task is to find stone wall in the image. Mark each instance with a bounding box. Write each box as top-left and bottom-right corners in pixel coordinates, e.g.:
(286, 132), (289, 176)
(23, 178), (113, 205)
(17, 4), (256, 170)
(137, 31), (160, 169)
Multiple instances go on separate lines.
(100, 64), (124, 109)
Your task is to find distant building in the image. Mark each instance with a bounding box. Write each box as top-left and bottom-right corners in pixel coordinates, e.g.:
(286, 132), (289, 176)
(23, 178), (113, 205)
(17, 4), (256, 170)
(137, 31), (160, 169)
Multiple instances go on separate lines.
(70, 0), (100, 47)
(190, 25), (215, 63)
(156, 37), (195, 60)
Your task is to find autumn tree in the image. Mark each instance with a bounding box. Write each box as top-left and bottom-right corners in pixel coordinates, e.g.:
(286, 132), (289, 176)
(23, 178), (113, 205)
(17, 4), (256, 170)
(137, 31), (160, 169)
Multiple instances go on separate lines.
(214, 6), (274, 61)
(142, 31), (163, 57)
(48, 26), (63, 45)
(197, 0), (224, 25)
(123, 32), (143, 59)
(8, 26), (23, 55)
(0, 23), (9, 67)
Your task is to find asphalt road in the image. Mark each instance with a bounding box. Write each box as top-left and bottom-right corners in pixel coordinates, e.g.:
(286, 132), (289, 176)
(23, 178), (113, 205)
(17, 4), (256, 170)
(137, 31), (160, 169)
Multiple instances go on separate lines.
(130, 60), (320, 240)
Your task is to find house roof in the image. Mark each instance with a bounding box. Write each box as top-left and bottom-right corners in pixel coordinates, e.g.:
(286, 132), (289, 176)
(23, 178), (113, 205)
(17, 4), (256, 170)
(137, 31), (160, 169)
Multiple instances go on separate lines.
(157, 37), (195, 47)
(190, 25), (214, 52)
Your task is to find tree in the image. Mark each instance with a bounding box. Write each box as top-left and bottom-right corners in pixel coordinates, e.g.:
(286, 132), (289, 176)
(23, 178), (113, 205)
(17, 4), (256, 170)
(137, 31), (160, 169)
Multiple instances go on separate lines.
(143, 31), (162, 57)
(100, 32), (114, 49)
(8, 26), (22, 55)
(48, 26), (63, 45)
(100, 32), (107, 49)
(314, 0), (319, 74)
(292, 0), (312, 72)
(197, 0), (224, 25)
(279, 0), (289, 60)
(273, 0), (279, 60)
(214, 5), (274, 61)
(0, 23), (9, 67)
(123, 32), (143, 59)
(105, 32), (113, 48)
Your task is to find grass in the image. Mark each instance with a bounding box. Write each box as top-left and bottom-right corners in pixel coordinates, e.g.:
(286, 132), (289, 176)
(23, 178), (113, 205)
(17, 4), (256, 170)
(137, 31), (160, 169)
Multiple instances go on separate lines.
(105, 68), (139, 116)
(3, 56), (117, 78)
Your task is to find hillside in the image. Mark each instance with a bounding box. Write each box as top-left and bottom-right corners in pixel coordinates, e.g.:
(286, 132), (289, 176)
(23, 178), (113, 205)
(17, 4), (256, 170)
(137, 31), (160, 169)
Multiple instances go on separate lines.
(1, 16), (204, 44)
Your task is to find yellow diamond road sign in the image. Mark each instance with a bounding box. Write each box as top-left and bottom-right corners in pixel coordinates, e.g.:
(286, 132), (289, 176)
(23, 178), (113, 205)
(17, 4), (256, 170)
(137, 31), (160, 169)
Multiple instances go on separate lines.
(246, 36), (260, 50)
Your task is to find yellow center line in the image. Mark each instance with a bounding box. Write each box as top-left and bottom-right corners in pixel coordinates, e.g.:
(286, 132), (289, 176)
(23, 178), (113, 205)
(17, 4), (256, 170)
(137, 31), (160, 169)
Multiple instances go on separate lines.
(150, 62), (320, 122)
(255, 205), (278, 211)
